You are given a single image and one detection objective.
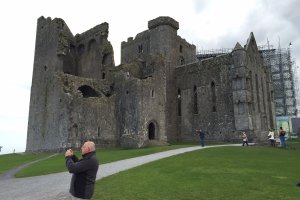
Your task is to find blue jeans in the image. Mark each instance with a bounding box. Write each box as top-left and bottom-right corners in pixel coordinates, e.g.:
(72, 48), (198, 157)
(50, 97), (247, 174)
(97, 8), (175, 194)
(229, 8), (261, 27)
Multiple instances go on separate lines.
(279, 136), (286, 147)
(200, 137), (205, 147)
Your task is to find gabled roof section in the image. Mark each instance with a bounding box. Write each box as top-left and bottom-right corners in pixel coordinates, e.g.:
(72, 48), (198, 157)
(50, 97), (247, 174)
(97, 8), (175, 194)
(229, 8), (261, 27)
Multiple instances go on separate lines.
(245, 32), (259, 53)
(233, 42), (244, 51)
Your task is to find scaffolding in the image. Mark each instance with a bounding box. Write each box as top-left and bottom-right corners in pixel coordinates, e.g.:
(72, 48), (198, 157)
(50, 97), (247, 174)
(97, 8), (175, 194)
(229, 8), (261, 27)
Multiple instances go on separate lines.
(259, 45), (298, 117)
(196, 44), (298, 117)
(196, 48), (232, 60)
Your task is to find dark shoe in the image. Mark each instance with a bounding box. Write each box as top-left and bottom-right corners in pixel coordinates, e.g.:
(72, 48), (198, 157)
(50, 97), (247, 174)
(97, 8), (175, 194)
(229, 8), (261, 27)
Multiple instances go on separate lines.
(296, 182), (300, 186)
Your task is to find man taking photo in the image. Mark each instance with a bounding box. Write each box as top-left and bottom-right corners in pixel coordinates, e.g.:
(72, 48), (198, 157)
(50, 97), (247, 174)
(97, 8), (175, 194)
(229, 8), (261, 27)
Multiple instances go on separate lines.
(65, 141), (99, 200)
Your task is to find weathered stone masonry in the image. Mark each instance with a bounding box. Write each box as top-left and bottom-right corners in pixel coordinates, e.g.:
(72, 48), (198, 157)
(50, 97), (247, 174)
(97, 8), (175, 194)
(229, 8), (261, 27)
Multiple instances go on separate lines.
(26, 16), (275, 152)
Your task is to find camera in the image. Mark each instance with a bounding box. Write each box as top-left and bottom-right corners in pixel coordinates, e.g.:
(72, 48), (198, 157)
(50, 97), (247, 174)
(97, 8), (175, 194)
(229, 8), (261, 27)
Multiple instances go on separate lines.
(65, 146), (72, 151)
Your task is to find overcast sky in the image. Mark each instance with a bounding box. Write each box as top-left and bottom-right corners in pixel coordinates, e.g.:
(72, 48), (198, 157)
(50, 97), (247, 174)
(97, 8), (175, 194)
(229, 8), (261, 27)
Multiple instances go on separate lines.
(0, 0), (299, 154)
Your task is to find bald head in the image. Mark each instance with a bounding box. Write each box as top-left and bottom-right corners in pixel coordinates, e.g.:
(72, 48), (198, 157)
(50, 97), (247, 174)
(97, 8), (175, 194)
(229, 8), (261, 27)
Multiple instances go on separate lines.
(81, 141), (96, 155)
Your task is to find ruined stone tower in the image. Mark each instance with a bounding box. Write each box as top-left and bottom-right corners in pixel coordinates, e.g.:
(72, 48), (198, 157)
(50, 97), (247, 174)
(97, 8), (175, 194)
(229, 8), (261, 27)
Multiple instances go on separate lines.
(26, 16), (275, 152)
(26, 17), (116, 152)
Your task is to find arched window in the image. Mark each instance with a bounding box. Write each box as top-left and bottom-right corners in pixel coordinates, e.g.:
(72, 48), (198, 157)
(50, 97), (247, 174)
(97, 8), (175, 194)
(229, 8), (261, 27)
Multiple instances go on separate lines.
(148, 123), (155, 140)
(88, 39), (96, 51)
(77, 44), (85, 56)
(102, 53), (111, 65)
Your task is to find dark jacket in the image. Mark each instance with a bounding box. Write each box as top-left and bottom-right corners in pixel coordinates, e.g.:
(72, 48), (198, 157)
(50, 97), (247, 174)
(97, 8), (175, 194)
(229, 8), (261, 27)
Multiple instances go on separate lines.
(196, 130), (205, 138)
(65, 151), (99, 199)
(199, 131), (205, 138)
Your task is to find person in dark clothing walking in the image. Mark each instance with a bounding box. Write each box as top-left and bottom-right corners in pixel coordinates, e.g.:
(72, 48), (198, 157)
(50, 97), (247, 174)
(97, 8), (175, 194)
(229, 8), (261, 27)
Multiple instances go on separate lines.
(65, 141), (99, 200)
(196, 129), (205, 147)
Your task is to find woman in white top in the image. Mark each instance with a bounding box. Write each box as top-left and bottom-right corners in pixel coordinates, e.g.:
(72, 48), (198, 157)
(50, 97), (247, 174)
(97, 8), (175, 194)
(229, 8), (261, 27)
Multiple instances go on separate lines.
(267, 129), (275, 147)
(242, 132), (248, 146)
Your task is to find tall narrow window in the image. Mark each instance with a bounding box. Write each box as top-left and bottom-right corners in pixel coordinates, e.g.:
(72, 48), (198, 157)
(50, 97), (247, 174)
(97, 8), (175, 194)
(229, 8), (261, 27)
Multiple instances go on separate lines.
(138, 44), (143, 53)
(179, 45), (183, 53)
(177, 88), (181, 116)
(193, 85), (198, 114)
(249, 71), (255, 111)
(77, 44), (85, 56)
(88, 39), (96, 51)
(180, 56), (185, 65)
(238, 102), (245, 114)
(261, 77), (266, 113)
(73, 124), (78, 138)
(151, 89), (155, 98)
(211, 81), (216, 112)
(255, 74), (261, 112)
(148, 123), (155, 139)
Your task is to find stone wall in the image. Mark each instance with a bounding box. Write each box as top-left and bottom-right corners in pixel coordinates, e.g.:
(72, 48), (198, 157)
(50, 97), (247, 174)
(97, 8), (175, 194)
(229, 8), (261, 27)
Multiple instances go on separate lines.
(176, 54), (236, 142)
(114, 54), (168, 148)
(26, 16), (275, 152)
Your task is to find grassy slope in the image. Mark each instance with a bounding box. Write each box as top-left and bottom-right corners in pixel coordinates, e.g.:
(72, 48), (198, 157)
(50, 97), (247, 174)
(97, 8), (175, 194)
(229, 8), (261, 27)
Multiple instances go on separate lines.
(0, 153), (49, 175)
(15, 144), (193, 177)
(94, 144), (300, 200)
(3, 141), (300, 199)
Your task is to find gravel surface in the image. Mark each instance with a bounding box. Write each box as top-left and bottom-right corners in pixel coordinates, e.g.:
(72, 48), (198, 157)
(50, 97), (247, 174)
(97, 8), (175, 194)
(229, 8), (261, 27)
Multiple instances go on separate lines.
(0, 144), (241, 200)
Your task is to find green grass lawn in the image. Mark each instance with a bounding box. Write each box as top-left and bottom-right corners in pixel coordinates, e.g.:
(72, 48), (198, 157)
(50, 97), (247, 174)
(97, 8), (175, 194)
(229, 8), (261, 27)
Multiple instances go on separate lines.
(3, 140), (300, 199)
(15, 144), (194, 177)
(93, 143), (300, 200)
(0, 153), (49, 175)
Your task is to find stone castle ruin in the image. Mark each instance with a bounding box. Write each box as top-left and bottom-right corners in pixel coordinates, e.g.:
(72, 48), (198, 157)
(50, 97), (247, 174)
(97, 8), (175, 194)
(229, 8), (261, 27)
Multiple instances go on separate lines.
(26, 16), (275, 152)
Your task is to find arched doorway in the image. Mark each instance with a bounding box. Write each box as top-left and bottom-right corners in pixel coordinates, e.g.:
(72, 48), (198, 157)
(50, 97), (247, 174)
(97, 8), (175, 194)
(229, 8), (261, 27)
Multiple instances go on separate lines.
(148, 122), (155, 140)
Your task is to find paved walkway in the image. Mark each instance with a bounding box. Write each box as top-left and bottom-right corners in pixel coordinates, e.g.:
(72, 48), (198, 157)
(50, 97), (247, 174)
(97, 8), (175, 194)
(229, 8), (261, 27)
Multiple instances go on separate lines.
(0, 144), (241, 200)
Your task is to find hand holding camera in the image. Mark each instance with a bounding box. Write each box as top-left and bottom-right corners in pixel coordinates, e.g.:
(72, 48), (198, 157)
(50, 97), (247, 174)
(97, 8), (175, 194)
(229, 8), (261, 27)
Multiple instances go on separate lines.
(65, 148), (73, 157)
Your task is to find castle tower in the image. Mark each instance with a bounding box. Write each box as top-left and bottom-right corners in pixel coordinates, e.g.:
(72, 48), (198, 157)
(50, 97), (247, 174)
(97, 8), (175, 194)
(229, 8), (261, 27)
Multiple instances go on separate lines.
(26, 17), (75, 152)
(120, 16), (197, 143)
(26, 17), (117, 152)
(231, 42), (253, 132)
(148, 17), (181, 141)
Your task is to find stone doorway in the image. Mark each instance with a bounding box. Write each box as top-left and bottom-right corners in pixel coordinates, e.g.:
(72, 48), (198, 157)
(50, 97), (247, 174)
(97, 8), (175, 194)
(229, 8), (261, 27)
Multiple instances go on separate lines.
(148, 122), (155, 140)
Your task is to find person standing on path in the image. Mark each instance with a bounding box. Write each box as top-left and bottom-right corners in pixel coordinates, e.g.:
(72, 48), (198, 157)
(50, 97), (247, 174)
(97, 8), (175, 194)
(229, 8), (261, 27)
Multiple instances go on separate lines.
(242, 132), (248, 146)
(65, 141), (99, 200)
(196, 129), (205, 147)
(278, 127), (286, 148)
(267, 129), (275, 147)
